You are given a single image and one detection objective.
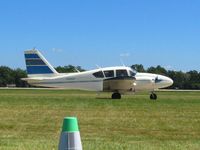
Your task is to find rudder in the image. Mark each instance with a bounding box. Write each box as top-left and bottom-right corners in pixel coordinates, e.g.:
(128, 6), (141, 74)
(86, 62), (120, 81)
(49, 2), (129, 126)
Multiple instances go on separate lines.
(24, 50), (58, 76)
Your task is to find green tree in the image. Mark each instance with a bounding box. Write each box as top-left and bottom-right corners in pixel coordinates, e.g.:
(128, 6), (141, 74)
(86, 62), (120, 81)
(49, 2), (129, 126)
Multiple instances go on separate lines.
(13, 68), (27, 87)
(131, 64), (146, 72)
(147, 65), (167, 75)
(0, 66), (15, 87)
(55, 65), (85, 73)
(186, 70), (200, 89)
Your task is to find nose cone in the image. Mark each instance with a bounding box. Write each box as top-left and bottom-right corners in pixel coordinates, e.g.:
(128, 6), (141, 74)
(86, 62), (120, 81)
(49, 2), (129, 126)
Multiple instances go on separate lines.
(167, 77), (174, 87)
(155, 75), (173, 89)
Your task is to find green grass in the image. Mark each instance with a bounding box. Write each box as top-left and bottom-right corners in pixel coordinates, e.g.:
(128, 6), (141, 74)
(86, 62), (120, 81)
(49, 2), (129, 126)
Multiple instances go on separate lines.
(0, 89), (200, 150)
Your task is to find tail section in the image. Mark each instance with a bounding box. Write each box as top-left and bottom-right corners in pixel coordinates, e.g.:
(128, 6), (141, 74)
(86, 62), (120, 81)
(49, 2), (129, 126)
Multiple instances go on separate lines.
(24, 50), (58, 77)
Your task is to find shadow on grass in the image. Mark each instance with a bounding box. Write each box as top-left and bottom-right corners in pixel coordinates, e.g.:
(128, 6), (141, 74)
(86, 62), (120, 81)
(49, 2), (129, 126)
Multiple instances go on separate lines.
(95, 97), (123, 100)
(95, 97), (112, 100)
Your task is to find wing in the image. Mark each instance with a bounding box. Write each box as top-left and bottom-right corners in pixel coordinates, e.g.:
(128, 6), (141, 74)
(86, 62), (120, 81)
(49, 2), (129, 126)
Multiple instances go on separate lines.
(103, 76), (136, 93)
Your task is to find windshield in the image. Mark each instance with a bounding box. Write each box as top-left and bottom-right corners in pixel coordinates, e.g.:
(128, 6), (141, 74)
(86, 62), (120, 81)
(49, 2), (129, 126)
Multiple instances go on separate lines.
(93, 71), (104, 78)
(129, 68), (137, 77)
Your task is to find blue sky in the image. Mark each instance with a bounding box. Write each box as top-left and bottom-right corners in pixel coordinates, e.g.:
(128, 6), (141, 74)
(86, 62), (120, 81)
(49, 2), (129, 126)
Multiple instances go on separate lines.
(0, 0), (200, 71)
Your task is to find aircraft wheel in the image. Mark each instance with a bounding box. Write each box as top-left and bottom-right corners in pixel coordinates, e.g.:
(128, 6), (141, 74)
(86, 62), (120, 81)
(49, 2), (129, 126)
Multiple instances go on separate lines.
(150, 93), (157, 100)
(112, 93), (121, 99)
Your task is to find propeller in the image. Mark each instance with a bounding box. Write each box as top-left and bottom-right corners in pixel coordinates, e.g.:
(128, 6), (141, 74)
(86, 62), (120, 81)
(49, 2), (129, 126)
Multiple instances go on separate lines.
(154, 76), (162, 83)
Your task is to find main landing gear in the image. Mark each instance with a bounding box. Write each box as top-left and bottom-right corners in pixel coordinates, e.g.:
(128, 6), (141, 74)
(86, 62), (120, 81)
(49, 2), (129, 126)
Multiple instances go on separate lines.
(112, 92), (121, 99)
(150, 92), (157, 100)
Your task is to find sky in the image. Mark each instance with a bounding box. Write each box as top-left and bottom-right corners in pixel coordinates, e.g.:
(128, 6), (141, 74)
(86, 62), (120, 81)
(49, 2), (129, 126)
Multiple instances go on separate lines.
(0, 0), (200, 71)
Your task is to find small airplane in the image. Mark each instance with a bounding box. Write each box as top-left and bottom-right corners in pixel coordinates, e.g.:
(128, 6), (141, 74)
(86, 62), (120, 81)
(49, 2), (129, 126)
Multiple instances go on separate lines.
(22, 49), (173, 100)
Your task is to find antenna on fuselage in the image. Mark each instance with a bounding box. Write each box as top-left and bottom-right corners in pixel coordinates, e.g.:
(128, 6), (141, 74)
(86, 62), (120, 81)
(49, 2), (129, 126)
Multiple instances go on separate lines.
(120, 52), (131, 67)
(74, 68), (80, 73)
(95, 64), (101, 69)
(120, 58), (126, 67)
(32, 47), (37, 50)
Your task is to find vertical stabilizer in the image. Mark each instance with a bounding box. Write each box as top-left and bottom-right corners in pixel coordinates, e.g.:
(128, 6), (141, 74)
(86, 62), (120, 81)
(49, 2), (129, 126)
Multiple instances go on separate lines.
(24, 50), (58, 77)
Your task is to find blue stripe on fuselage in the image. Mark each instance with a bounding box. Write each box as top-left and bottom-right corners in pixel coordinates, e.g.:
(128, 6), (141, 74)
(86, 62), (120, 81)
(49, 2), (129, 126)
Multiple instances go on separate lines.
(26, 66), (54, 74)
(25, 54), (40, 59)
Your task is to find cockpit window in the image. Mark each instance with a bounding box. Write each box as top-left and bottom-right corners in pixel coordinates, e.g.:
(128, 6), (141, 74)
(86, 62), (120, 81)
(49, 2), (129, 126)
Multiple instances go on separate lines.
(129, 70), (136, 77)
(104, 70), (114, 78)
(116, 69), (128, 77)
(93, 71), (104, 78)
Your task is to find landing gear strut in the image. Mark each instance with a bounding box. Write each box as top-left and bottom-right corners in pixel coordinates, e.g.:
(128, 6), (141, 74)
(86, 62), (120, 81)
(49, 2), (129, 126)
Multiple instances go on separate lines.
(112, 92), (121, 99)
(150, 93), (157, 100)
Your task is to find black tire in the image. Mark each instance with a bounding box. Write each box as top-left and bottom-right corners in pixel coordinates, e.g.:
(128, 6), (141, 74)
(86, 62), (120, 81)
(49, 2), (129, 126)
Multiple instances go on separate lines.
(150, 94), (154, 100)
(150, 93), (157, 100)
(112, 93), (121, 99)
(153, 93), (157, 100)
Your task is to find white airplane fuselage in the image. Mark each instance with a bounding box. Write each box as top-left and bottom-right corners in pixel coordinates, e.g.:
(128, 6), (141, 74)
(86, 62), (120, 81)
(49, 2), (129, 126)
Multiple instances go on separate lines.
(26, 66), (173, 93)
(23, 50), (173, 99)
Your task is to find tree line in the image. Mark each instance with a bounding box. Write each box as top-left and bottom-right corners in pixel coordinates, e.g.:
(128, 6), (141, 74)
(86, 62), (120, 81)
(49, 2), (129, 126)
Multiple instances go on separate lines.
(0, 64), (200, 89)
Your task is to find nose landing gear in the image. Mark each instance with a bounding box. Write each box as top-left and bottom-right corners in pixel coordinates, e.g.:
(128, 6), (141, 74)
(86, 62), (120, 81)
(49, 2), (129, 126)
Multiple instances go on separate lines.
(150, 93), (157, 100)
(112, 92), (121, 99)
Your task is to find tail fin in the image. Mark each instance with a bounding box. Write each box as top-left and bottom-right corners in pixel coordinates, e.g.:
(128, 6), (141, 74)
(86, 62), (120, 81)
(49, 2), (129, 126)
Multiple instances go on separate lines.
(24, 49), (58, 76)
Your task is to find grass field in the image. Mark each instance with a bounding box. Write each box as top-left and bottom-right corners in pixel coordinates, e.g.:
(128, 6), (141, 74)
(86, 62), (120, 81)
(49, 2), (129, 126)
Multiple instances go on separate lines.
(0, 89), (200, 150)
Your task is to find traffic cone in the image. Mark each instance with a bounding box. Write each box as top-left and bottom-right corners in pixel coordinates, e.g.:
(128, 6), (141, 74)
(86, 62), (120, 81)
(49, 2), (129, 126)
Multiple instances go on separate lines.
(58, 117), (83, 150)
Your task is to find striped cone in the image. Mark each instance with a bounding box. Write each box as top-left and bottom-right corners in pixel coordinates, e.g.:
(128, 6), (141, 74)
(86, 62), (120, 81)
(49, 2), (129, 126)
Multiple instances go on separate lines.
(58, 117), (83, 150)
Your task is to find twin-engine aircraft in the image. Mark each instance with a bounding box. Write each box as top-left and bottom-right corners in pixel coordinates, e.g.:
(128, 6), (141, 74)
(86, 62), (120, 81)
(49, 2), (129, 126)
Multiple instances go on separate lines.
(22, 50), (173, 100)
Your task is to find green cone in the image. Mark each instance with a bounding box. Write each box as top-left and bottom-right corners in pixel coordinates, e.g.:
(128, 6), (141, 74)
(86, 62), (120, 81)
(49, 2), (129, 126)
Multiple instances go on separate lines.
(62, 117), (79, 132)
(59, 117), (83, 150)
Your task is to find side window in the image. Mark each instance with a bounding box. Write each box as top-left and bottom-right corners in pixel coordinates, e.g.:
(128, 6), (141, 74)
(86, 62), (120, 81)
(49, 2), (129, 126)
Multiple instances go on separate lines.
(93, 71), (104, 78)
(104, 70), (114, 78)
(116, 70), (128, 77)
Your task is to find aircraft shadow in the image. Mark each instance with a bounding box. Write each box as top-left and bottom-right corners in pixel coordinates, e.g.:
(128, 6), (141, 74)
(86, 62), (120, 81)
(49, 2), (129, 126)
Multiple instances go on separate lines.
(95, 97), (113, 100)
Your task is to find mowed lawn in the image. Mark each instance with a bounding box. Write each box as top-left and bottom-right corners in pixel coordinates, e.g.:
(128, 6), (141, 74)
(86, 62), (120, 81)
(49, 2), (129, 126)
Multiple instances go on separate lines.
(0, 89), (200, 150)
